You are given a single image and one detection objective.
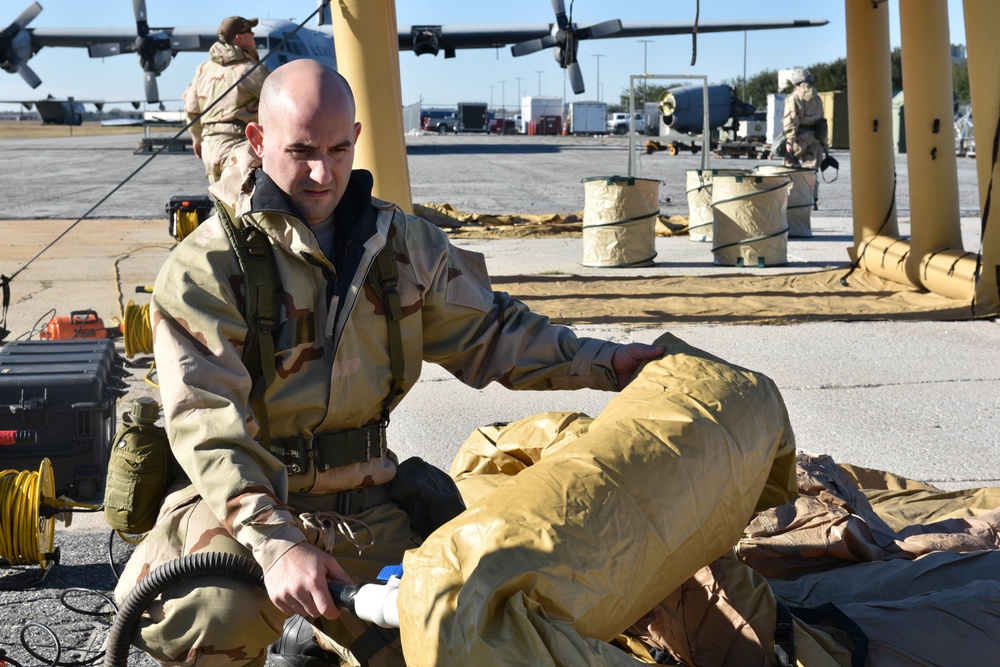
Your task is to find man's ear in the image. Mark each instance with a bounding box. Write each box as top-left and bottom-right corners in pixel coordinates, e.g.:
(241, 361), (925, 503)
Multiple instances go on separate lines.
(246, 122), (265, 158)
(354, 121), (362, 143)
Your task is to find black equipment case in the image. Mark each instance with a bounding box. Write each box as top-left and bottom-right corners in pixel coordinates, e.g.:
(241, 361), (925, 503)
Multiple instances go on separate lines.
(165, 195), (214, 241)
(0, 339), (129, 499)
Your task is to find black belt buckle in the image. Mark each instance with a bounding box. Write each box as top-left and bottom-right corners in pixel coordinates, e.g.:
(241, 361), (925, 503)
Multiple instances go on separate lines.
(335, 488), (365, 515)
(270, 436), (309, 475)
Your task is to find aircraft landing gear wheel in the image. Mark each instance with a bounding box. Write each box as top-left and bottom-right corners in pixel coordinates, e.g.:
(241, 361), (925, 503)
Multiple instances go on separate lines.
(667, 144), (679, 156)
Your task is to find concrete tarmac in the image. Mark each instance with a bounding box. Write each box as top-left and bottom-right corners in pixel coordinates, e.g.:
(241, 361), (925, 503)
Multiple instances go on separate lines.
(0, 129), (997, 664)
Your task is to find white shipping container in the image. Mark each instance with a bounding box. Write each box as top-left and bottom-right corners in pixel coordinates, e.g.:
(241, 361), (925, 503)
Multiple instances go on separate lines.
(520, 95), (563, 133)
(766, 94), (787, 146)
(567, 101), (607, 134)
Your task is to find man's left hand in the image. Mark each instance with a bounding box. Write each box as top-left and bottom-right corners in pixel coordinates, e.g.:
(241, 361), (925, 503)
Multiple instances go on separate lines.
(611, 343), (666, 389)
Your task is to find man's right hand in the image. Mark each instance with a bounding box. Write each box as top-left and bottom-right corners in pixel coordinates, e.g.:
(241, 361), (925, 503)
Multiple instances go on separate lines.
(264, 541), (352, 620)
(192, 140), (202, 159)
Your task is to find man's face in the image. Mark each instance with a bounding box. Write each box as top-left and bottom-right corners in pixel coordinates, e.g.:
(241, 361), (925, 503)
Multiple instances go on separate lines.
(233, 29), (256, 51)
(248, 101), (361, 226)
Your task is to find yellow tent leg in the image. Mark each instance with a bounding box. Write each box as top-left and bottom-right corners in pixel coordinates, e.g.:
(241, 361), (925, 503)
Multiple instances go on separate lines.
(964, 0), (1000, 314)
(330, 0), (414, 214)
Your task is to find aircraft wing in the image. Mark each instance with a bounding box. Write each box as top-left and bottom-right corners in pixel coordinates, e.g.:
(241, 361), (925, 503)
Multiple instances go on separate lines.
(29, 27), (215, 56)
(0, 97), (142, 109)
(397, 19), (829, 52)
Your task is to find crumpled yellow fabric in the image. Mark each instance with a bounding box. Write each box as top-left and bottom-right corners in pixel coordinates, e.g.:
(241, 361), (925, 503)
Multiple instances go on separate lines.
(398, 332), (797, 666)
(413, 202), (687, 239)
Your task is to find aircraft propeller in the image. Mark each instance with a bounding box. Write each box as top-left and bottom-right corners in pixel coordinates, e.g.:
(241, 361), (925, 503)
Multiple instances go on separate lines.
(509, 0), (622, 95)
(87, 0), (199, 103)
(0, 2), (43, 89)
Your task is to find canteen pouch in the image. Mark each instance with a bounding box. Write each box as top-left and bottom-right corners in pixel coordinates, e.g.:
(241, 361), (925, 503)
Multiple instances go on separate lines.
(103, 412), (178, 534)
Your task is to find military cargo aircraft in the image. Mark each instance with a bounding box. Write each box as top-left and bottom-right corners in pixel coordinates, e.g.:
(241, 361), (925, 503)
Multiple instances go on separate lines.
(0, 0), (827, 103)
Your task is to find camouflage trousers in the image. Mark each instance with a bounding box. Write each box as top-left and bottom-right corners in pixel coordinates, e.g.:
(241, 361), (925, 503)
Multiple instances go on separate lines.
(201, 132), (246, 184)
(784, 130), (824, 203)
(115, 485), (420, 667)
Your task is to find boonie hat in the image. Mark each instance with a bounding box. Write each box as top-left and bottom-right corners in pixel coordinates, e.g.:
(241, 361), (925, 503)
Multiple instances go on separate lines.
(218, 16), (258, 43)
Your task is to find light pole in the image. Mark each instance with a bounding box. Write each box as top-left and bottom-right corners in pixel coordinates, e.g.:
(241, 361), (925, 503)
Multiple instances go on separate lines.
(500, 80), (506, 116)
(638, 39), (653, 105)
(535, 70), (544, 96)
(489, 85), (494, 111)
(742, 31), (748, 102)
(515, 76), (523, 107)
(592, 54), (605, 102)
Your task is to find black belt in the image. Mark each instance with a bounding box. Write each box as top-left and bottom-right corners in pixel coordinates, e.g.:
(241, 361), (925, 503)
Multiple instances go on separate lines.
(329, 483), (391, 515)
(269, 424), (387, 475)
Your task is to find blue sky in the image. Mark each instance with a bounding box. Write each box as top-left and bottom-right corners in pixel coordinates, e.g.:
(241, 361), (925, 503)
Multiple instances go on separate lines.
(0, 1), (969, 111)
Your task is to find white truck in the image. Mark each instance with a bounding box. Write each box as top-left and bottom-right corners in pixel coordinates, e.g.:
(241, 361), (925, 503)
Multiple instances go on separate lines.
(607, 111), (647, 135)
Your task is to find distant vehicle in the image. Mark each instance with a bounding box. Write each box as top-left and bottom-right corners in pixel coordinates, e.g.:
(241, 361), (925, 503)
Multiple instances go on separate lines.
(520, 95), (563, 134)
(457, 102), (489, 132)
(421, 107), (458, 133)
(607, 111), (646, 135)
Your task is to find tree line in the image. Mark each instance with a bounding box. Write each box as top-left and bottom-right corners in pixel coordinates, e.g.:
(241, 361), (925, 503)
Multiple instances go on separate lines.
(617, 47), (970, 112)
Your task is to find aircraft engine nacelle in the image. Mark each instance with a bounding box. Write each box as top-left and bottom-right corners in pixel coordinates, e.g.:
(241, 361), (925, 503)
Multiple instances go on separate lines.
(134, 32), (172, 74)
(411, 26), (441, 57)
(147, 48), (172, 74)
(659, 84), (756, 135)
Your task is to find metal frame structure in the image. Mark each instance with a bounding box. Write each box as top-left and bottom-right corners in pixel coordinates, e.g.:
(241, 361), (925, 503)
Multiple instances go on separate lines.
(628, 74), (709, 176)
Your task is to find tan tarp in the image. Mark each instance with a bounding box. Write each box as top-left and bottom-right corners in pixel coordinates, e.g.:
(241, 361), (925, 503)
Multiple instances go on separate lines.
(398, 332), (798, 666)
(491, 268), (976, 324)
(711, 174), (790, 267)
(650, 453), (1000, 667)
(755, 165), (816, 238)
(582, 177), (659, 268)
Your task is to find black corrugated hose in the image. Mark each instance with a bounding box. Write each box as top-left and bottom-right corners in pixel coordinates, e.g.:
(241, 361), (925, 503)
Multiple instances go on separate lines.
(105, 552), (264, 667)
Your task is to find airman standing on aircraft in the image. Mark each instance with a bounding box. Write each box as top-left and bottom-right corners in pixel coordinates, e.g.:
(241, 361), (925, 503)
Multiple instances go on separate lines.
(183, 16), (270, 184)
(782, 67), (827, 203)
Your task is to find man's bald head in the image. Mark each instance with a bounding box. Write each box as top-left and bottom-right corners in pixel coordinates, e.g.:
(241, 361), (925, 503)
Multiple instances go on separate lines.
(246, 59), (363, 225)
(258, 59), (356, 129)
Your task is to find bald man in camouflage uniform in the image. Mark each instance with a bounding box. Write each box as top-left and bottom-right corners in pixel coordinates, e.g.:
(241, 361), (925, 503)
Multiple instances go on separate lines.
(183, 16), (270, 183)
(116, 60), (662, 667)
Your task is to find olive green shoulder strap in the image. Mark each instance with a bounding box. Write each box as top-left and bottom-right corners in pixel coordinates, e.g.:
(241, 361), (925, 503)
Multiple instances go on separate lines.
(216, 201), (278, 447)
(367, 237), (405, 424)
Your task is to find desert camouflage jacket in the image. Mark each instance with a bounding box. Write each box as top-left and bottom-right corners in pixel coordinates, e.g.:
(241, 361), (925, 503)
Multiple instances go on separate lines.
(150, 145), (622, 572)
(782, 85), (826, 144)
(182, 41), (269, 143)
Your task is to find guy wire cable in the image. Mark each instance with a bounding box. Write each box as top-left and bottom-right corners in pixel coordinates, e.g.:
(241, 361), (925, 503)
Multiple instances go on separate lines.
(0, 0), (333, 295)
(839, 170), (898, 287)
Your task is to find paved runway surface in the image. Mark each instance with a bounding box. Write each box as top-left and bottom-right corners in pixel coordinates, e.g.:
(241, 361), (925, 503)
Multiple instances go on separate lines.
(0, 129), (996, 665)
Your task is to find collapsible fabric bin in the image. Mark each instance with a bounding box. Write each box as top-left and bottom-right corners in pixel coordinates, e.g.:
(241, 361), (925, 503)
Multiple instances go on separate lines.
(685, 169), (749, 242)
(711, 173), (790, 267)
(753, 165), (815, 237)
(582, 176), (659, 267)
